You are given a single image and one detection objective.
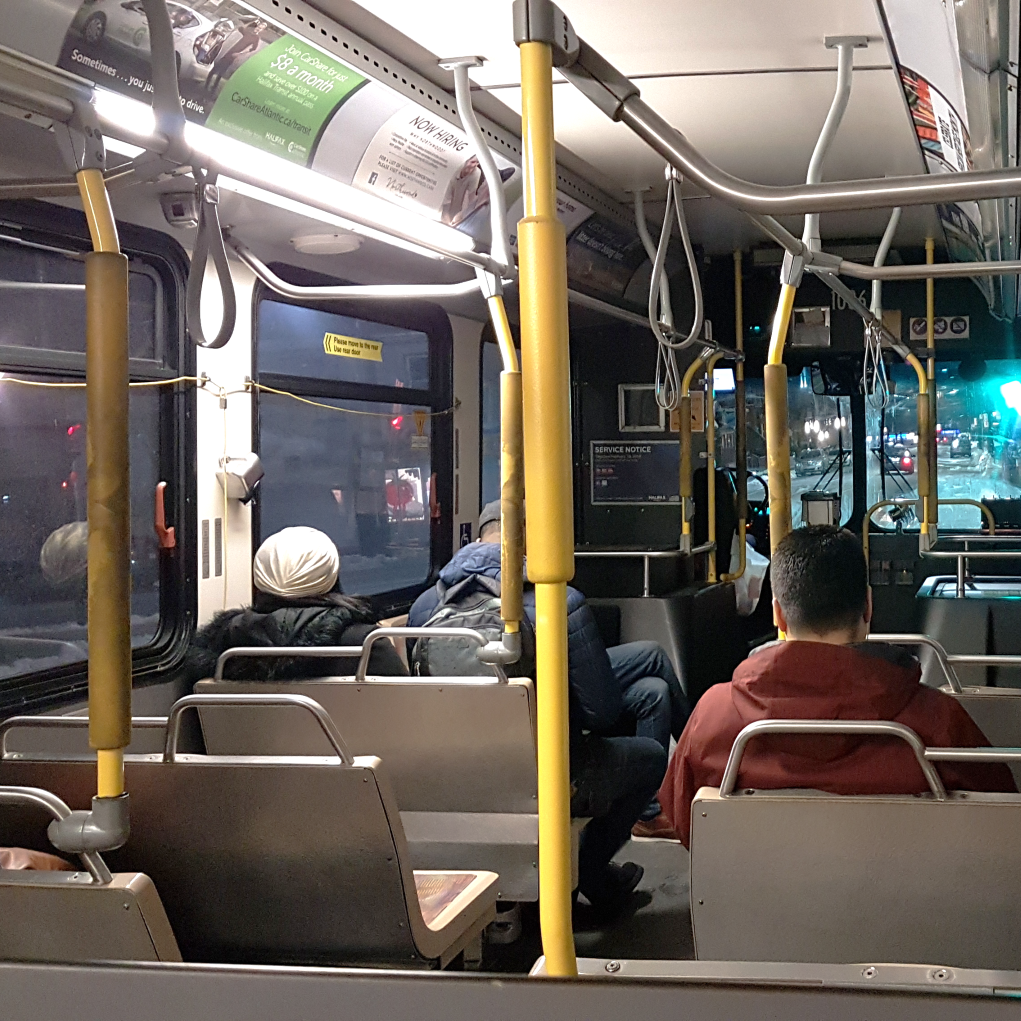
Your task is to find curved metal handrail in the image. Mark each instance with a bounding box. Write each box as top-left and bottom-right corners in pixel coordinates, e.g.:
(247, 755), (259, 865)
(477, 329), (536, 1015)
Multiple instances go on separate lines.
(163, 694), (353, 765)
(213, 646), (364, 681)
(866, 633), (962, 693)
(355, 627), (508, 683)
(720, 719), (946, 799)
(0, 786), (112, 884)
(863, 498), (996, 563)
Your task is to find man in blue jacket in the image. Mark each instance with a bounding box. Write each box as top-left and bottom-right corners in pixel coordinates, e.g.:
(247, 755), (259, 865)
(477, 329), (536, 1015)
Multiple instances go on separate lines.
(409, 502), (677, 919)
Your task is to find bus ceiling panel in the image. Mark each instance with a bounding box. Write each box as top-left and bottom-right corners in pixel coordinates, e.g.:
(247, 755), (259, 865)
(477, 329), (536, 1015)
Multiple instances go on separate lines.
(492, 63), (922, 212)
(344, 0), (894, 89)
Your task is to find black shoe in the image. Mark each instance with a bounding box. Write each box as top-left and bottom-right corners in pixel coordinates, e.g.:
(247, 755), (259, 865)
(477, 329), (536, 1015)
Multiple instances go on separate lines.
(582, 861), (645, 923)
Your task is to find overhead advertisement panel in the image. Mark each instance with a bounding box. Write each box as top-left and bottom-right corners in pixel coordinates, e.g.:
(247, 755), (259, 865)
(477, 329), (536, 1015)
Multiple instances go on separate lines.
(881, 0), (1015, 316)
(52, 0), (525, 249)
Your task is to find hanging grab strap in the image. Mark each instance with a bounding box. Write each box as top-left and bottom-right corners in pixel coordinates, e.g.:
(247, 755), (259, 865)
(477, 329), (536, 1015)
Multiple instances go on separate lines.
(186, 167), (236, 350)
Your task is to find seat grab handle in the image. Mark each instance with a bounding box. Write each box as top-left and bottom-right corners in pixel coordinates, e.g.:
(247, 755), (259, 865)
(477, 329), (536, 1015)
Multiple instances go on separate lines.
(356, 627), (509, 682)
(720, 719), (946, 800)
(164, 693), (353, 765)
(0, 786), (112, 884)
(213, 645), (364, 680)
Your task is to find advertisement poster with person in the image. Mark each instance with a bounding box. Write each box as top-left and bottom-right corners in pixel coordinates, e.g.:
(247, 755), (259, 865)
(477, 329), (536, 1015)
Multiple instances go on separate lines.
(57, 0), (366, 166)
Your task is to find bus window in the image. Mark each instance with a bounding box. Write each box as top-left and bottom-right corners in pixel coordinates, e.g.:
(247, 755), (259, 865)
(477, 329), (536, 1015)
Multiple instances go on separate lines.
(254, 293), (452, 602)
(716, 370), (854, 530)
(480, 339), (507, 509)
(258, 393), (432, 596)
(0, 224), (189, 692)
(868, 358), (1021, 531)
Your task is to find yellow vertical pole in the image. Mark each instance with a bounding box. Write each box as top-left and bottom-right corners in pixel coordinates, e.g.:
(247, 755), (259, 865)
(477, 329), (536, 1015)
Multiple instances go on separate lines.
(680, 356), (707, 546)
(722, 250), (746, 582)
(76, 167), (130, 799)
(705, 352), (724, 581)
(925, 238), (938, 532)
(765, 283), (796, 553)
(517, 38), (577, 978)
(487, 294), (524, 633)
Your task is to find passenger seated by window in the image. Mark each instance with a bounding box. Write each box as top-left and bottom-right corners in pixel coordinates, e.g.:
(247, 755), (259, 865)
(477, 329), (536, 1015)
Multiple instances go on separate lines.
(185, 526), (407, 680)
(408, 501), (674, 919)
(659, 524), (1015, 848)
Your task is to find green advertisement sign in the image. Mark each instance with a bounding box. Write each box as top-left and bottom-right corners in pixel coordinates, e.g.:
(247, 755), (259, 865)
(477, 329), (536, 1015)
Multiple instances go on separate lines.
(205, 34), (366, 165)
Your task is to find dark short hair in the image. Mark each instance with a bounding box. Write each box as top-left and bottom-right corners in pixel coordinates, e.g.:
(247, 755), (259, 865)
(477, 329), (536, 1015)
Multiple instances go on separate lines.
(771, 525), (868, 633)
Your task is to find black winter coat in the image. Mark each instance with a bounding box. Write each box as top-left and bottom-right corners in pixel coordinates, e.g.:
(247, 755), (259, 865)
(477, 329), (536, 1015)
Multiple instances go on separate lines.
(184, 592), (407, 682)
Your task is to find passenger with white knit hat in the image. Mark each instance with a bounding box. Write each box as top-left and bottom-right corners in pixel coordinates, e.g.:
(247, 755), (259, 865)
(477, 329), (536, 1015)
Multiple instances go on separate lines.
(185, 526), (406, 681)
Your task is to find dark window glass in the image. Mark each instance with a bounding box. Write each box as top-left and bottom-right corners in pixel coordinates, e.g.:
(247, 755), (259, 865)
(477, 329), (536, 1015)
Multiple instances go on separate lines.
(258, 299), (430, 389)
(0, 375), (161, 680)
(0, 238), (160, 361)
(258, 393), (432, 595)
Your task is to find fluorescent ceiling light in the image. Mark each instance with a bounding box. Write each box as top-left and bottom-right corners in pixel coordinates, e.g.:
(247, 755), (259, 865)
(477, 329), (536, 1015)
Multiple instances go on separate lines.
(216, 175), (441, 260)
(184, 123), (475, 257)
(91, 89), (475, 262)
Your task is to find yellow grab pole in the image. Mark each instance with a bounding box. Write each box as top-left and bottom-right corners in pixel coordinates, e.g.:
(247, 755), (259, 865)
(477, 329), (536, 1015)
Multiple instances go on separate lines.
(487, 294), (524, 632)
(765, 284), (796, 554)
(905, 351), (930, 535)
(926, 238), (938, 531)
(679, 356), (707, 543)
(517, 38), (577, 978)
(722, 250), (746, 582)
(77, 167), (131, 799)
(705, 352), (724, 581)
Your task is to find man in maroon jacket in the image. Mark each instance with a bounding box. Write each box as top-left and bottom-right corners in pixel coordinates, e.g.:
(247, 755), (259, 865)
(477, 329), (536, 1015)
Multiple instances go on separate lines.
(660, 525), (1015, 848)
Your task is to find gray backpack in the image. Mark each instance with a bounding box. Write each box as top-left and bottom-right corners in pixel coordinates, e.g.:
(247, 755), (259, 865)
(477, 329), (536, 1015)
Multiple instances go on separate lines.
(410, 574), (536, 678)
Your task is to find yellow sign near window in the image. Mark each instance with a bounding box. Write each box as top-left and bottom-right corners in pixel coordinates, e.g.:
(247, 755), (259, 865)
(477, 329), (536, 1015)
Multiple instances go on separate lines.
(323, 333), (383, 361)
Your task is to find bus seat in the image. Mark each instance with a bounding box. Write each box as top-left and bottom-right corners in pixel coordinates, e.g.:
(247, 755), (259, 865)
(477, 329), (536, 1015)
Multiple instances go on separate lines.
(193, 677), (540, 902)
(690, 785), (1021, 970)
(377, 614), (410, 670)
(0, 787), (181, 964)
(0, 708), (497, 969)
(941, 686), (1021, 788)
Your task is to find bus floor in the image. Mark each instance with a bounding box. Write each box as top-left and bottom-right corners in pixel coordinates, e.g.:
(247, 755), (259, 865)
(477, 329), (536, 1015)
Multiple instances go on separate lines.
(481, 839), (693, 973)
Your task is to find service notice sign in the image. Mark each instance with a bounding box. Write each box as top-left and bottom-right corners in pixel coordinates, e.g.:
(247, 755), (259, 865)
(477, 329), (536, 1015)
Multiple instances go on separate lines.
(590, 441), (680, 505)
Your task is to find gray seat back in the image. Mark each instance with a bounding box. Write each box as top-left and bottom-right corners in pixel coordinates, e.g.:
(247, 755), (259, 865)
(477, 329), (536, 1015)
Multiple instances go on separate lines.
(691, 719), (1021, 971)
(0, 701), (432, 967)
(194, 677), (537, 813)
(0, 786), (180, 964)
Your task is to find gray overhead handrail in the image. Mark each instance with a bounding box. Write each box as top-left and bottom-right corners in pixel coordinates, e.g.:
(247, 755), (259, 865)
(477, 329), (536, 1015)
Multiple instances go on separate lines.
(356, 627), (508, 683)
(801, 37), (867, 253)
(720, 719), (947, 800)
(0, 715), (169, 758)
(163, 694), (353, 765)
(441, 57), (513, 276)
(227, 235), (486, 301)
(866, 634), (962, 693)
(0, 786), (113, 884)
(213, 645), (365, 681)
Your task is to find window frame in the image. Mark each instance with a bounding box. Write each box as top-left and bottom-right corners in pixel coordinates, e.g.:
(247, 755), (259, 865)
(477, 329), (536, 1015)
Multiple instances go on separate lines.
(251, 269), (453, 617)
(0, 200), (196, 715)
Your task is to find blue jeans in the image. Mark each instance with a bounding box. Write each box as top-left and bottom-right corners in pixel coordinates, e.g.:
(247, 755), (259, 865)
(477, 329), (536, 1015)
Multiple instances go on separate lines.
(570, 732), (667, 904)
(608, 641), (690, 820)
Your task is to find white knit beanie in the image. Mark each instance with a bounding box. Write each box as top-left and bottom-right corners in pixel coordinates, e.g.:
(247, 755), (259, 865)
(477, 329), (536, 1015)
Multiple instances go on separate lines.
(253, 526), (340, 598)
